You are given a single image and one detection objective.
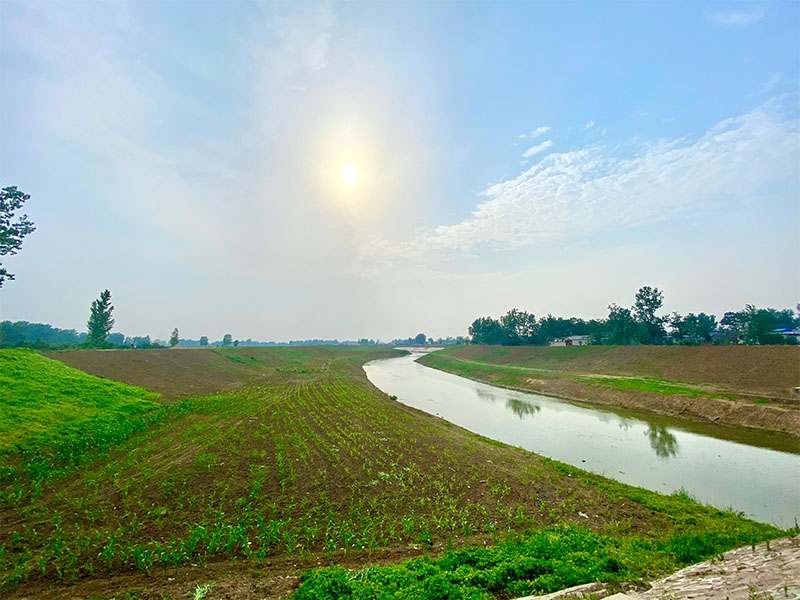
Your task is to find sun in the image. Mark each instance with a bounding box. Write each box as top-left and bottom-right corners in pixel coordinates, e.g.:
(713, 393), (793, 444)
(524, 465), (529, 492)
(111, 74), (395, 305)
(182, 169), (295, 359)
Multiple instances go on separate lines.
(340, 162), (359, 185)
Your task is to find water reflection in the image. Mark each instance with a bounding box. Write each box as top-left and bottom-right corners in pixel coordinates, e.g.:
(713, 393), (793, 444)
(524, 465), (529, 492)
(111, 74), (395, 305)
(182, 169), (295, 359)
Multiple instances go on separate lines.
(506, 397), (541, 419)
(646, 424), (680, 458)
(475, 386), (499, 404)
(366, 354), (800, 525)
(617, 417), (635, 431)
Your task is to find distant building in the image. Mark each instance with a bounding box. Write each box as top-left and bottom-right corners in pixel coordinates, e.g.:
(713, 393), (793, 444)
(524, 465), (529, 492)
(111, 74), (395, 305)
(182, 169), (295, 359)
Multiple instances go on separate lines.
(774, 328), (800, 343)
(550, 335), (589, 347)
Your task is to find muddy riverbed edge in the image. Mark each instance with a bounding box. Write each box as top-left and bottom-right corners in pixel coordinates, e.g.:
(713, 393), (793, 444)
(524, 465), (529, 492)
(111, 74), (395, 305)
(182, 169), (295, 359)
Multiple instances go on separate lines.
(417, 354), (800, 440)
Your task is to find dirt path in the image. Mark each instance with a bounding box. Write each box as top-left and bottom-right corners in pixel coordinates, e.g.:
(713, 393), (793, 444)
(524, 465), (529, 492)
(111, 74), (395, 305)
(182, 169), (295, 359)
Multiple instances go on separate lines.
(522, 537), (800, 600)
(636, 537), (800, 600)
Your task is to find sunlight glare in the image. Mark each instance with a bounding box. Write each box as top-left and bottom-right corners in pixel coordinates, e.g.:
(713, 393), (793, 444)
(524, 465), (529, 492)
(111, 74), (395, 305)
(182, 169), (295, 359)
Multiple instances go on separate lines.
(340, 163), (359, 185)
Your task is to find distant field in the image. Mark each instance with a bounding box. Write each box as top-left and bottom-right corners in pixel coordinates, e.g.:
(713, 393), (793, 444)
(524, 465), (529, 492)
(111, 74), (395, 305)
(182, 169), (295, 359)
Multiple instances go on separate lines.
(0, 347), (789, 599)
(418, 345), (800, 436)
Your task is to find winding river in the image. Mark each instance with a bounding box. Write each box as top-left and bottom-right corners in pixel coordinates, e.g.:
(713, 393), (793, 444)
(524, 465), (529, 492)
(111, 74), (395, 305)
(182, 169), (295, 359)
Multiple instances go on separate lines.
(364, 349), (800, 527)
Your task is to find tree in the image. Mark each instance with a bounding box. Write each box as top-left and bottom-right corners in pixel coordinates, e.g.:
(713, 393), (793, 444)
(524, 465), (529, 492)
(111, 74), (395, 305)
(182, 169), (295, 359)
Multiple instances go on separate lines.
(720, 309), (749, 343)
(670, 312), (717, 344)
(469, 317), (504, 345)
(414, 333), (426, 345)
(222, 333), (232, 347)
(633, 286), (666, 344)
(233, 339), (239, 347)
(743, 306), (784, 345)
(607, 303), (637, 345)
(87, 290), (115, 346)
(170, 328), (180, 347)
(499, 308), (538, 345)
(1, 186), (36, 287)
(199, 336), (208, 347)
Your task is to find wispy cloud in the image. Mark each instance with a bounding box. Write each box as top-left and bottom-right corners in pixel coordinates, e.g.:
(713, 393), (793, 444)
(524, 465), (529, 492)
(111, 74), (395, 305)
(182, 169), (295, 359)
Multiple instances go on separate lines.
(585, 120), (595, 129)
(365, 100), (797, 258)
(521, 139), (553, 158)
(267, 1), (335, 78)
(519, 126), (550, 140)
(707, 6), (764, 27)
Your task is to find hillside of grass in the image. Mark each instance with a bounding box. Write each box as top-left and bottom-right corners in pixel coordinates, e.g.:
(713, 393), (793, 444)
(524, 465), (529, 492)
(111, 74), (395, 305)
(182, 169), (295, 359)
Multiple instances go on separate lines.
(1, 347), (790, 599)
(0, 349), (160, 452)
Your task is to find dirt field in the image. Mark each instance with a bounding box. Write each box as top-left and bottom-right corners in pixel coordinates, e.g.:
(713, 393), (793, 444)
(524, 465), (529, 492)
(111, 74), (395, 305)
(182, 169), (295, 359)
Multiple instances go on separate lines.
(419, 345), (800, 437)
(46, 346), (385, 402)
(447, 345), (800, 399)
(6, 346), (684, 599)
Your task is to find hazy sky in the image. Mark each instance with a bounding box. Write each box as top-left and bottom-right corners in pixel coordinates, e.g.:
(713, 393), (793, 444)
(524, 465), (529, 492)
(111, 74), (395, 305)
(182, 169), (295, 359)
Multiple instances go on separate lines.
(1, 1), (798, 342)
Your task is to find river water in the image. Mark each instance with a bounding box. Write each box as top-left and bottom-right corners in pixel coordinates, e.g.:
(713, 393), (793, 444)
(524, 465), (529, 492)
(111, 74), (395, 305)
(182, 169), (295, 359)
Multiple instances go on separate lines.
(364, 350), (800, 527)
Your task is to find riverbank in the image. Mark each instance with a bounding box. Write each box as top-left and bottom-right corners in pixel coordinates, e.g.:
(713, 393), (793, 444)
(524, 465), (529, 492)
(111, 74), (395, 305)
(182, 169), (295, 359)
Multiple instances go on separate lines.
(2, 347), (790, 598)
(417, 345), (800, 438)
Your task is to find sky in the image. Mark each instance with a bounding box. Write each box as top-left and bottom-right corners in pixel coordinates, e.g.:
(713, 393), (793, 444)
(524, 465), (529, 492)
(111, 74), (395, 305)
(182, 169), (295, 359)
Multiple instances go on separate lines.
(1, 0), (798, 342)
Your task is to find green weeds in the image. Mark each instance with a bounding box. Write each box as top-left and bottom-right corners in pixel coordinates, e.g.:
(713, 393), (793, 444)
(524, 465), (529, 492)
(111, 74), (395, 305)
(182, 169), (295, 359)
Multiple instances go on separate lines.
(0, 346), (789, 596)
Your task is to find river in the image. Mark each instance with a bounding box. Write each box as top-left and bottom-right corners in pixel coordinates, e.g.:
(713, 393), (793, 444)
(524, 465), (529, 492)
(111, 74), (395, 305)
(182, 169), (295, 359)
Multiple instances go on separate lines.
(364, 350), (800, 527)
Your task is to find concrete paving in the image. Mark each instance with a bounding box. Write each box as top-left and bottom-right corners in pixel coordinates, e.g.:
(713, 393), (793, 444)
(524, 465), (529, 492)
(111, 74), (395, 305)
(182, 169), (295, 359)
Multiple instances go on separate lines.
(517, 537), (800, 600)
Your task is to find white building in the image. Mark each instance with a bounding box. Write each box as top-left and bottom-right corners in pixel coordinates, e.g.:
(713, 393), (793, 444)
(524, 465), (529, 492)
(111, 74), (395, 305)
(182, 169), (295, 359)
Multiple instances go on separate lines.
(550, 335), (590, 347)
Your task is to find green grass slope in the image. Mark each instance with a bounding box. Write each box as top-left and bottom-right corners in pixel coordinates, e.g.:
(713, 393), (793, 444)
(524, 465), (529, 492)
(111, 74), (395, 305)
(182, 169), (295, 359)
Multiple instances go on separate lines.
(0, 349), (160, 452)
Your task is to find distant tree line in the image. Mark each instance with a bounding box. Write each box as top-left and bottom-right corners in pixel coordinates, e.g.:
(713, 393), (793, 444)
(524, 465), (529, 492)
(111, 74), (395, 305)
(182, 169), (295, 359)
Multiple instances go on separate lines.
(391, 334), (467, 346)
(469, 286), (799, 346)
(0, 321), (165, 350)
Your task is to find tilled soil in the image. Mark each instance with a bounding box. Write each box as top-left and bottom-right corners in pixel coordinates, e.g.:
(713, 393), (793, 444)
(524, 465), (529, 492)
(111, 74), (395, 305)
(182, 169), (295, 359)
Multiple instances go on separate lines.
(451, 345), (800, 400)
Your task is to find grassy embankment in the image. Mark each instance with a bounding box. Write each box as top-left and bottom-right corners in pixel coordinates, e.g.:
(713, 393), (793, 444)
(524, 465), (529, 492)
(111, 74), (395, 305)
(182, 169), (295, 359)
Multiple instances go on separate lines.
(418, 345), (800, 436)
(0, 347), (791, 599)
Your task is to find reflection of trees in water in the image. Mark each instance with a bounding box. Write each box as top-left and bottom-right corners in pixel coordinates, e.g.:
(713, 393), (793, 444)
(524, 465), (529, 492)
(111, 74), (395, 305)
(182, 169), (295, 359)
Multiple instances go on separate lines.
(646, 424), (679, 458)
(617, 417), (634, 431)
(506, 397), (541, 419)
(475, 386), (498, 404)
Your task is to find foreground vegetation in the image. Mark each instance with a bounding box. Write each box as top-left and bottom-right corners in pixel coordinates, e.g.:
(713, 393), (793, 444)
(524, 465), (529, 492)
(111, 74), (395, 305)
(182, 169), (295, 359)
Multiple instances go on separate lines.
(0, 347), (791, 599)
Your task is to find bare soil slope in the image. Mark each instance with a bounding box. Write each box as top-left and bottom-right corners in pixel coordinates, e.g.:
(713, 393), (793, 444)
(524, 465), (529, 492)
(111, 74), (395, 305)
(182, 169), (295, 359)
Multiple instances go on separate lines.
(47, 346), (367, 401)
(450, 345), (800, 399)
(420, 345), (800, 436)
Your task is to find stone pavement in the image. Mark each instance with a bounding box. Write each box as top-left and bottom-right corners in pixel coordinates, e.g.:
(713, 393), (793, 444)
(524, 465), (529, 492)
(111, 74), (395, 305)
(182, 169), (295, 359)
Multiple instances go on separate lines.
(518, 537), (800, 600)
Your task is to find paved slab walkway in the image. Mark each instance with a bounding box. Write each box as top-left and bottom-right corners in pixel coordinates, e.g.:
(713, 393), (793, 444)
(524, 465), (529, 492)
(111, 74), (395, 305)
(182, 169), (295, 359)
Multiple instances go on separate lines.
(519, 537), (800, 600)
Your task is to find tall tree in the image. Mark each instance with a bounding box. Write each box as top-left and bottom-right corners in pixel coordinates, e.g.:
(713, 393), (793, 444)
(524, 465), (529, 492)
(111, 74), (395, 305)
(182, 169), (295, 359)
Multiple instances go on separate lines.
(633, 286), (666, 344)
(469, 317), (505, 345)
(199, 336), (209, 347)
(222, 333), (232, 347)
(414, 333), (426, 345)
(170, 328), (180, 347)
(0, 185), (36, 287)
(743, 306), (784, 345)
(87, 290), (115, 346)
(499, 308), (538, 345)
(607, 303), (637, 345)
(670, 312), (717, 344)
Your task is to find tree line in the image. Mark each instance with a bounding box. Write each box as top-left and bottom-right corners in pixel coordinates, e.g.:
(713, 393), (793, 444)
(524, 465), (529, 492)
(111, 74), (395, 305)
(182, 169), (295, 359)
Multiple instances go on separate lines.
(469, 286), (799, 346)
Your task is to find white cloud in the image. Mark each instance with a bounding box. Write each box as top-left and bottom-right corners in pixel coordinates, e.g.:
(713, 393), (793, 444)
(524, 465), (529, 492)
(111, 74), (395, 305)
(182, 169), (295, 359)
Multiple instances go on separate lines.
(531, 126), (551, 138)
(519, 126), (550, 140)
(585, 120), (595, 129)
(521, 139), (553, 158)
(759, 73), (781, 95)
(366, 101), (797, 257)
(707, 6), (764, 27)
